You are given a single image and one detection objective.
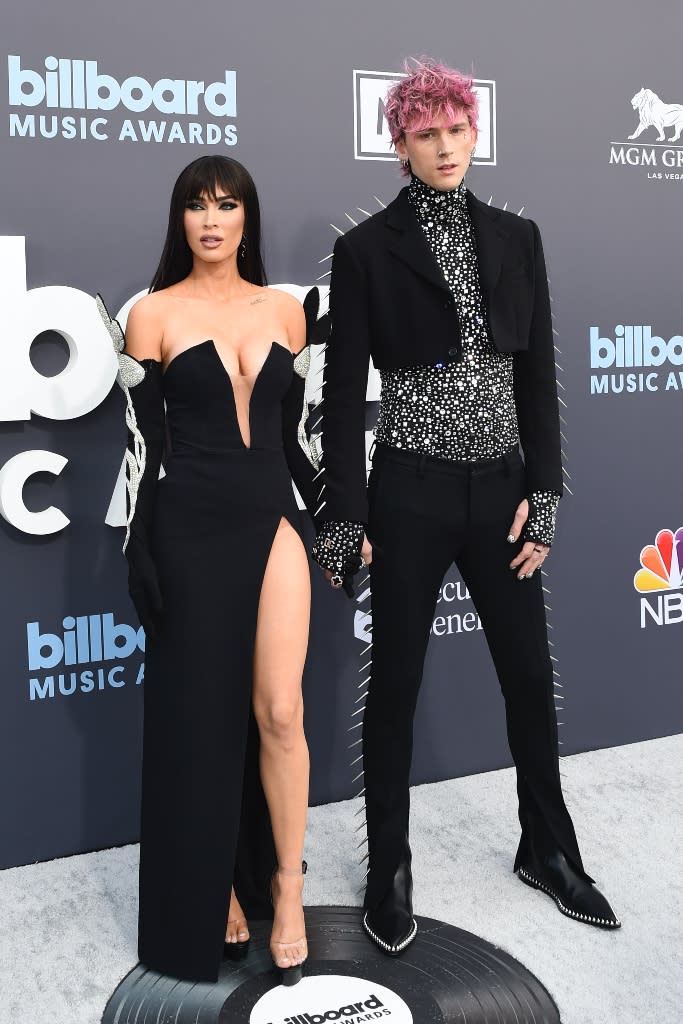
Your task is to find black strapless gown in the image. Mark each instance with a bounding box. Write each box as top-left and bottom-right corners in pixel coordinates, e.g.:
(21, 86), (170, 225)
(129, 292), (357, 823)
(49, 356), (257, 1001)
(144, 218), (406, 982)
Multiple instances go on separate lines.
(138, 340), (306, 983)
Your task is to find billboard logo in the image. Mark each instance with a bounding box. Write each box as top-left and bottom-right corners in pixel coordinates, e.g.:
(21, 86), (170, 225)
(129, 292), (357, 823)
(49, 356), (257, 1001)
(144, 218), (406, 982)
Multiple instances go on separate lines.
(589, 326), (683, 396)
(609, 87), (683, 181)
(249, 974), (412, 1024)
(7, 55), (238, 145)
(26, 612), (146, 700)
(353, 69), (496, 165)
(8, 56), (236, 115)
(634, 528), (683, 629)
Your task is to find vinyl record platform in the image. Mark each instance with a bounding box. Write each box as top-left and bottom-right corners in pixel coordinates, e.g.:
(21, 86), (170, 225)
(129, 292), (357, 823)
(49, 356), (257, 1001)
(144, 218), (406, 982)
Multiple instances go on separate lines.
(102, 906), (560, 1023)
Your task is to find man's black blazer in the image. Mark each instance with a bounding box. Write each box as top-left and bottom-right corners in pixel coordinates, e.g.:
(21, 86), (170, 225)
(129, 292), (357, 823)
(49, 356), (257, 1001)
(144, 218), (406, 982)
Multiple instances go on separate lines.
(319, 186), (562, 524)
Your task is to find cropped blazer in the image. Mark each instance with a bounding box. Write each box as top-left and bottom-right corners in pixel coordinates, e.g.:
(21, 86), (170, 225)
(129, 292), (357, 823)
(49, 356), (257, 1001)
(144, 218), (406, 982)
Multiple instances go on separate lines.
(319, 187), (562, 523)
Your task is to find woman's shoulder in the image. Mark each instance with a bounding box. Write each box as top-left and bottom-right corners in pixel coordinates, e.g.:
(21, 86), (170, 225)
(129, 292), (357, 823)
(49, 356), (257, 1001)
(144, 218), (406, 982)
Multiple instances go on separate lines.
(128, 289), (169, 320)
(265, 287), (306, 351)
(266, 287), (305, 325)
(125, 291), (166, 359)
(265, 286), (302, 310)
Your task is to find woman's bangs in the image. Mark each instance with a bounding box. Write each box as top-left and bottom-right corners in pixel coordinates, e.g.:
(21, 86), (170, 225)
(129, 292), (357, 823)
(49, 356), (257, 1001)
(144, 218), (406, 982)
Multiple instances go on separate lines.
(182, 158), (244, 204)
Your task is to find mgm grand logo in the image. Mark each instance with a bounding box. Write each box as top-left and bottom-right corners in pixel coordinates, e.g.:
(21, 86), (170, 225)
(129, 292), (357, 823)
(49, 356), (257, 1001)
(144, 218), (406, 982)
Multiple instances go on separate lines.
(609, 87), (683, 181)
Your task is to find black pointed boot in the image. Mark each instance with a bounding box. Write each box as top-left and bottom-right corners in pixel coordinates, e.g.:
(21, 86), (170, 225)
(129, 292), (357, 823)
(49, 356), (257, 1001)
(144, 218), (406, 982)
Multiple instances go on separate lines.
(518, 848), (621, 929)
(363, 859), (417, 955)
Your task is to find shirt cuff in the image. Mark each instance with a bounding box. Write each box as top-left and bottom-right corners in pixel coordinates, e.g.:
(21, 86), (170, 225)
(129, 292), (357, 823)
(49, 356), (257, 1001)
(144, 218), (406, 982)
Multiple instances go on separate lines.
(524, 490), (561, 547)
(312, 521), (365, 573)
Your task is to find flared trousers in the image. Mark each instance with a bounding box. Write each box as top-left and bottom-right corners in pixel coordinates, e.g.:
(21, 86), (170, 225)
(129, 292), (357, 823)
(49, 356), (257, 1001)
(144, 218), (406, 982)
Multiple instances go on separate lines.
(362, 443), (589, 911)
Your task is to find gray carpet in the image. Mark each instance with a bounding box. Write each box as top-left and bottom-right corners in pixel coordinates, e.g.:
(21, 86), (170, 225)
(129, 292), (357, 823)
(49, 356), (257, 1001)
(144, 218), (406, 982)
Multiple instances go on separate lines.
(1, 735), (680, 1024)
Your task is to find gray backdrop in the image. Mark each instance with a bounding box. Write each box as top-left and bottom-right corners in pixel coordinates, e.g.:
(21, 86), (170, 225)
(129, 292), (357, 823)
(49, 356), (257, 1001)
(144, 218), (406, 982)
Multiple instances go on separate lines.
(1, 0), (681, 868)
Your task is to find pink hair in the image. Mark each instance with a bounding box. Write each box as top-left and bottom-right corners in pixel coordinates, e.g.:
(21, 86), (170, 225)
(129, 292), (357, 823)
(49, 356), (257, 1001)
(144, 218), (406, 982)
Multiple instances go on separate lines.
(384, 57), (479, 159)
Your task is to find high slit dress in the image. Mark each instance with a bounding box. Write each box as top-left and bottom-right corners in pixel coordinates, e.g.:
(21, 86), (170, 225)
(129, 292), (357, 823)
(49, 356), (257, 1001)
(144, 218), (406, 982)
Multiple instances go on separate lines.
(137, 339), (313, 983)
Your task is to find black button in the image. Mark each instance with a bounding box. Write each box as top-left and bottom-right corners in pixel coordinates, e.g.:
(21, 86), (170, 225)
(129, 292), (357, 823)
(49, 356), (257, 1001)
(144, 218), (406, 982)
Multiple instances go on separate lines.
(448, 346), (458, 358)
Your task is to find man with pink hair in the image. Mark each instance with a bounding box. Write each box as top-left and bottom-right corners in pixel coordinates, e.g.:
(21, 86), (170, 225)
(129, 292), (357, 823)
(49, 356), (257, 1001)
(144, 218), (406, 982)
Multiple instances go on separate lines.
(313, 59), (619, 954)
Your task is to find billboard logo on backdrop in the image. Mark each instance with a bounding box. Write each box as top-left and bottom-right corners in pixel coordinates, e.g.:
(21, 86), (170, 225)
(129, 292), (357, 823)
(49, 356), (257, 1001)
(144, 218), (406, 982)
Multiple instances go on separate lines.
(634, 528), (683, 628)
(6, 55), (238, 145)
(353, 69), (496, 164)
(588, 325), (683, 396)
(26, 612), (146, 700)
(609, 86), (683, 181)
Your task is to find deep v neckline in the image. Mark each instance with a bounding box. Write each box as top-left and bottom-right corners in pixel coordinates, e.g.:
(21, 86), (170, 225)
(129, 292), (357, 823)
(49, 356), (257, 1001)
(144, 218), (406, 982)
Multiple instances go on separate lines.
(211, 339), (278, 383)
(163, 340), (292, 451)
(212, 340), (276, 450)
(165, 338), (280, 379)
(213, 340), (296, 451)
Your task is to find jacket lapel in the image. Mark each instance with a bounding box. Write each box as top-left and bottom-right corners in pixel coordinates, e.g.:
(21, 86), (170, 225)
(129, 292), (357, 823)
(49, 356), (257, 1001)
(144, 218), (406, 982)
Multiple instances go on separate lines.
(384, 187), (508, 303)
(384, 188), (450, 293)
(466, 191), (505, 305)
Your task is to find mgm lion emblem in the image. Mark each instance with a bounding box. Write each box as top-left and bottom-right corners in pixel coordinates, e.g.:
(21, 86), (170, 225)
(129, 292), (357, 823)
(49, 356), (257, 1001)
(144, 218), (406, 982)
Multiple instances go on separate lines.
(629, 87), (683, 142)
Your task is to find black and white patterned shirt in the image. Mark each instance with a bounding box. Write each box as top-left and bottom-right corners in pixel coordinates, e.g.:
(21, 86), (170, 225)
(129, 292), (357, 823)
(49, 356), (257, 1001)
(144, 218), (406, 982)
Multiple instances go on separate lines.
(376, 177), (520, 459)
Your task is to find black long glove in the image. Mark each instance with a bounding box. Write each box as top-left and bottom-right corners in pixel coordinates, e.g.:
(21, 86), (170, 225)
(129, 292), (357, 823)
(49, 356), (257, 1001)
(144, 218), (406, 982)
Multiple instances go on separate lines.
(98, 296), (165, 640)
(281, 287), (324, 521)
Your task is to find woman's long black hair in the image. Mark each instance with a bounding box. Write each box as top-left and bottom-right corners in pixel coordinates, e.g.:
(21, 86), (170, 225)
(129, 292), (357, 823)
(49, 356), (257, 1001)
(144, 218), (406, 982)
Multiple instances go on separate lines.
(150, 155), (267, 292)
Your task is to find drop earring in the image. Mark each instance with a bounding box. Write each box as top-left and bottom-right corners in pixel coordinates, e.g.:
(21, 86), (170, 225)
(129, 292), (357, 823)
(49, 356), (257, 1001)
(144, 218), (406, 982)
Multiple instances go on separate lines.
(239, 236), (247, 259)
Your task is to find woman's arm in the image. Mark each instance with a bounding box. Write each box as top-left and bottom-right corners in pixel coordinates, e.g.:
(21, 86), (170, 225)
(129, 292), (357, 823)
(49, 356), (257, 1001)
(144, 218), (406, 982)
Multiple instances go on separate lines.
(98, 294), (166, 638)
(123, 293), (165, 362)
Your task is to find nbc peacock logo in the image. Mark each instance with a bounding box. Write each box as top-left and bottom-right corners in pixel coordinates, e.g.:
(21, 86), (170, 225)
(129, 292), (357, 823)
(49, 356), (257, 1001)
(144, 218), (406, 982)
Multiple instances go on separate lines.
(634, 528), (683, 628)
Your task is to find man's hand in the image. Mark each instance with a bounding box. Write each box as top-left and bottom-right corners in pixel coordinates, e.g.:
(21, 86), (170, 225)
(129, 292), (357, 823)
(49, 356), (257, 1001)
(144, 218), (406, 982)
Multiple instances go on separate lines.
(507, 499), (549, 579)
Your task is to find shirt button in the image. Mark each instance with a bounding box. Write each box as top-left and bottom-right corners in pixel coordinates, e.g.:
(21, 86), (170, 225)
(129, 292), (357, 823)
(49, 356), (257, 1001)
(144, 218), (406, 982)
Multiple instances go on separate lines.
(448, 346), (459, 358)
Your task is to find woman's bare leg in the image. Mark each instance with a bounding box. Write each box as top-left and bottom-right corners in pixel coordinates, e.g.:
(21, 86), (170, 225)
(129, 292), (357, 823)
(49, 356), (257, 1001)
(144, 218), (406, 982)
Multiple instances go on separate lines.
(252, 518), (311, 967)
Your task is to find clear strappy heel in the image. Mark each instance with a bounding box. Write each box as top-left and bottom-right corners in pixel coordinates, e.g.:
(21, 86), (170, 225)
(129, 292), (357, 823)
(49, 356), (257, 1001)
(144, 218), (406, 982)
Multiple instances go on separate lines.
(270, 861), (308, 986)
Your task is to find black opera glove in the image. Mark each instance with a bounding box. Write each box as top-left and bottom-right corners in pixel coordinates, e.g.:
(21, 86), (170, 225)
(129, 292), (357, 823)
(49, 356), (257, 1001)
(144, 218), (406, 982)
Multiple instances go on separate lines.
(524, 490), (561, 547)
(312, 520), (365, 595)
(97, 295), (166, 640)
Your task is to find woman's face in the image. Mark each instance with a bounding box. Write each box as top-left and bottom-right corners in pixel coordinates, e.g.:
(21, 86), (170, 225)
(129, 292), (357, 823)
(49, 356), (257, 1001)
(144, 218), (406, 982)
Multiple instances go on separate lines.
(183, 190), (245, 266)
(395, 114), (477, 191)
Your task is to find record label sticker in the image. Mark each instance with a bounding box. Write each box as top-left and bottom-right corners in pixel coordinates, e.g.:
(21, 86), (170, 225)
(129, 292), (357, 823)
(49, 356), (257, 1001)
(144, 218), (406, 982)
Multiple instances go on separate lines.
(250, 974), (413, 1024)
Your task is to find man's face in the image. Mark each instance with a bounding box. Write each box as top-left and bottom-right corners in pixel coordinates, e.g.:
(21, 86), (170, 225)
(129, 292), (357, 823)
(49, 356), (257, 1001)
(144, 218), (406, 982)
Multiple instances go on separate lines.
(395, 114), (477, 191)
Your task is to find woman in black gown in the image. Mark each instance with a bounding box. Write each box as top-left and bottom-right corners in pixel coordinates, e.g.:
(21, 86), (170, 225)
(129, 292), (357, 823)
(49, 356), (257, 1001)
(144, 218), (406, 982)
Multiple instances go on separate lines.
(99, 156), (320, 986)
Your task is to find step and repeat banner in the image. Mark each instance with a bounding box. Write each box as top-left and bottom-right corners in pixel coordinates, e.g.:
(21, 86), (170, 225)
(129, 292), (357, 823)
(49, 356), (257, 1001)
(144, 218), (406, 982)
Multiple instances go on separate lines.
(1, 0), (681, 867)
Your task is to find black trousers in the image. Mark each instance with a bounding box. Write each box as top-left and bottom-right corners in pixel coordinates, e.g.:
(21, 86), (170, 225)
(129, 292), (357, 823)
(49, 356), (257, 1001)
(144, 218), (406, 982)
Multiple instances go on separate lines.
(362, 443), (589, 912)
